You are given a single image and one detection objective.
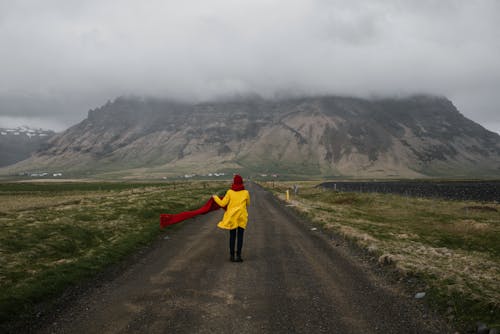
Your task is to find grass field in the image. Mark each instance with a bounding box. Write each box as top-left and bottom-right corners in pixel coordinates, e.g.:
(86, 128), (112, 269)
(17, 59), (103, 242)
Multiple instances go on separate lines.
(264, 181), (500, 329)
(0, 181), (227, 325)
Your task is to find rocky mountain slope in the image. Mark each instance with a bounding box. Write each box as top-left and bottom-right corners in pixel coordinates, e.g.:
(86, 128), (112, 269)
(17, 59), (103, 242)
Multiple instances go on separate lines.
(0, 127), (55, 167)
(3, 95), (500, 178)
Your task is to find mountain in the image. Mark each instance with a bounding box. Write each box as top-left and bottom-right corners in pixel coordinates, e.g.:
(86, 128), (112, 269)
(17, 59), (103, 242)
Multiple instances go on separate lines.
(2, 95), (500, 178)
(0, 127), (55, 168)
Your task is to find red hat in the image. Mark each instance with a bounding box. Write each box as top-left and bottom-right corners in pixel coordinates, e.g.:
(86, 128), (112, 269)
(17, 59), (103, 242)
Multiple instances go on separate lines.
(233, 174), (243, 184)
(231, 174), (245, 191)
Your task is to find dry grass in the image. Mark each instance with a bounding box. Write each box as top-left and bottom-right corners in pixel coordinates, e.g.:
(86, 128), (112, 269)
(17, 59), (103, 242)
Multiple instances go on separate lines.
(0, 193), (101, 212)
(0, 181), (227, 324)
(264, 181), (500, 326)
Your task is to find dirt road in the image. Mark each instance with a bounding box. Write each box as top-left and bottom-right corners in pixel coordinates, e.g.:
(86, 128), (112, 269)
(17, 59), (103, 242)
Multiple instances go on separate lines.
(36, 183), (449, 333)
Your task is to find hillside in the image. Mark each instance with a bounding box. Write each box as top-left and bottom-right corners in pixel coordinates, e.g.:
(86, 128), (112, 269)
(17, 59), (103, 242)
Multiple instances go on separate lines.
(3, 95), (500, 178)
(0, 127), (55, 168)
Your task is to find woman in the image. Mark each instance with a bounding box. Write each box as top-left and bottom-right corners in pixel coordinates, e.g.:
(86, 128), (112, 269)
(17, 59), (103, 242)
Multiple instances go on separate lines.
(213, 174), (250, 262)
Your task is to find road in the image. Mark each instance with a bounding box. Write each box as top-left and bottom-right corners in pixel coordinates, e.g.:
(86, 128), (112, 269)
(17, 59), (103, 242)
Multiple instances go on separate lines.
(36, 183), (450, 333)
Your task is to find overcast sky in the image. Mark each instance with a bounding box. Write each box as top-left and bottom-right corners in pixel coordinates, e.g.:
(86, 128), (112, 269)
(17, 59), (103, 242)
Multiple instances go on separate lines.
(0, 0), (499, 133)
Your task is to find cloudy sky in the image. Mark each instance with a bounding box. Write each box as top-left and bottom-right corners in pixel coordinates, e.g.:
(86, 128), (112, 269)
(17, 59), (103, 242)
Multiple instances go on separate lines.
(0, 0), (499, 133)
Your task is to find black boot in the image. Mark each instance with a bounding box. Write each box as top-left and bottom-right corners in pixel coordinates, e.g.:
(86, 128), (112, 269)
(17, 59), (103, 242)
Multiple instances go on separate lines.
(230, 253), (236, 262)
(236, 252), (243, 262)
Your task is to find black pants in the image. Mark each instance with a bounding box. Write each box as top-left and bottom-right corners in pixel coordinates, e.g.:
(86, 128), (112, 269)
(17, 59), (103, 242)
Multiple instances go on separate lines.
(229, 227), (244, 256)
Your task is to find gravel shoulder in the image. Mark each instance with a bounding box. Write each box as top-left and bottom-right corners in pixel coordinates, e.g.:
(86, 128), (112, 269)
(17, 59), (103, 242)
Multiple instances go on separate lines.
(30, 183), (451, 334)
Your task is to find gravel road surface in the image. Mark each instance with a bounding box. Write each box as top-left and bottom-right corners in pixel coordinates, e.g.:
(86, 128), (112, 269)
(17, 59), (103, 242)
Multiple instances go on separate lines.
(34, 183), (450, 334)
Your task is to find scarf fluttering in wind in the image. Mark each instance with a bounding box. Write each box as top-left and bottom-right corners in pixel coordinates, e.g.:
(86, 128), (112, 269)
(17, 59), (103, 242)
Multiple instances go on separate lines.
(160, 197), (222, 228)
(160, 174), (245, 228)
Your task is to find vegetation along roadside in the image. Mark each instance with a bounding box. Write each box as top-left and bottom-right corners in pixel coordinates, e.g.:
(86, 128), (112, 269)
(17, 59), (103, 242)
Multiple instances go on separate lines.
(0, 181), (227, 327)
(262, 181), (500, 330)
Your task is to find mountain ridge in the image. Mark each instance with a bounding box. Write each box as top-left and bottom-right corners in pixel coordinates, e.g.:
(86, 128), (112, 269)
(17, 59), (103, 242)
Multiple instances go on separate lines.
(2, 95), (499, 178)
(0, 126), (55, 168)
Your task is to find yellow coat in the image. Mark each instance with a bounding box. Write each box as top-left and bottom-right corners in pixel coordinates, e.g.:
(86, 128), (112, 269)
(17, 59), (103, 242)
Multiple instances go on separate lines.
(213, 189), (250, 229)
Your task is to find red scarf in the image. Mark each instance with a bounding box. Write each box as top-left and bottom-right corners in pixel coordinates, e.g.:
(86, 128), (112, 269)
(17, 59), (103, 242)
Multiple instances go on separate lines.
(160, 197), (222, 228)
(160, 175), (245, 228)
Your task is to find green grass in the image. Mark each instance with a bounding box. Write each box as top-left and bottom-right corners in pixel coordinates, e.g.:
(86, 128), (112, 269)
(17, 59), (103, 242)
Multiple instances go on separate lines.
(0, 181), (227, 326)
(263, 181), (500, 329)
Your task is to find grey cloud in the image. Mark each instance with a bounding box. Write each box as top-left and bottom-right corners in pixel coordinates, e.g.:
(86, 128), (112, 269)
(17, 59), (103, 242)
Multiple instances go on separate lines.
(0, 0), (499, 133)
